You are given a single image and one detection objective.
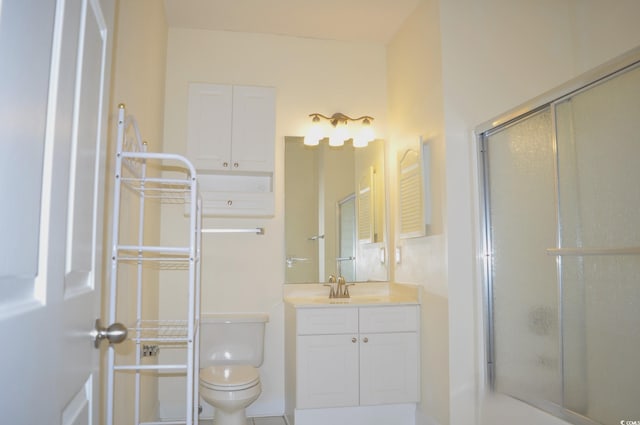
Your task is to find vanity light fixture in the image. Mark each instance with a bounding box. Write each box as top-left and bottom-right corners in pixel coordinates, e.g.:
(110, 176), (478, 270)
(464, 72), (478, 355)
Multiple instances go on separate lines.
(304, 112), (375, 147)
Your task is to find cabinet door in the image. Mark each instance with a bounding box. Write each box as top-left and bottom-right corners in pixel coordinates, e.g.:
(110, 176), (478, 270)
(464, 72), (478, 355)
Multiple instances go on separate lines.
(359, 332), (419, 405)
(187, 83), (233, 170)
(297, 334), (359, 408)
(231, 85), (275, 172)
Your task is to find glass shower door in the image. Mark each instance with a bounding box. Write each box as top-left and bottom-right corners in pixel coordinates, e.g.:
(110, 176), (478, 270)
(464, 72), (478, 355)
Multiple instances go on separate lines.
(480, 59), (640, 425)
(555, 64), (640, 425)
(483, 107), (562, 406)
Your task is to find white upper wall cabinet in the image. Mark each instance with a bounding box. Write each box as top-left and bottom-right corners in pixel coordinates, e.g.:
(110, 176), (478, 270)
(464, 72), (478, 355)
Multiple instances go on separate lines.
(187, 83), (275, 172)
(231, 85), (276, 172)
(187, 83), (276, 216)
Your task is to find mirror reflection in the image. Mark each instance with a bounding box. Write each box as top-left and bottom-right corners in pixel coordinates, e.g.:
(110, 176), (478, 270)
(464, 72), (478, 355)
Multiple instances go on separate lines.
(285, 137), (388, 283)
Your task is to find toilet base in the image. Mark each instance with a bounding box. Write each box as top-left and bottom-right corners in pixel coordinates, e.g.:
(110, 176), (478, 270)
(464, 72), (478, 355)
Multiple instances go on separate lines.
(200, 380), (261, 425)
(213, 408), (249, 425)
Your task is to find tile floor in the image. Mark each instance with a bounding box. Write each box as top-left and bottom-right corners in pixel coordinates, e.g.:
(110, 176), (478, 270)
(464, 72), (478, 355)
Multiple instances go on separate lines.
(200, 416), (286, 425)
(251, 417), (287, 425)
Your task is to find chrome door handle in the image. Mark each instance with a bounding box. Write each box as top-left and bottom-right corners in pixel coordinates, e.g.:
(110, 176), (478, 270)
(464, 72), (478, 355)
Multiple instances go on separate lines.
(93, 319), (128, 348)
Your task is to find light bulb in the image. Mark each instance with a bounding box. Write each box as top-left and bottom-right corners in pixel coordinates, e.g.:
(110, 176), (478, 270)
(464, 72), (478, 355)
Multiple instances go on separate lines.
(329, 123), (348, 147)
(304, 116), (322, 146)
(353, 120), (374, 148)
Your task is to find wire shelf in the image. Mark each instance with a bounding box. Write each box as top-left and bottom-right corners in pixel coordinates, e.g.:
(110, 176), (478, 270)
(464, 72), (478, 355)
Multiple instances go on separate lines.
(128, 319), (197, 343)
(120, 178), (195, 204)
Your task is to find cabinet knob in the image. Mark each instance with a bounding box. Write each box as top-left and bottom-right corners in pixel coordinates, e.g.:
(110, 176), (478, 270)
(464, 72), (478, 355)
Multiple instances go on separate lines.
(233, 162), (239, 168)
(227, 200), (233, 206)
(223, 162), (229, 167)
(351, 337), (357, 343)
(363, 337), (369, 343)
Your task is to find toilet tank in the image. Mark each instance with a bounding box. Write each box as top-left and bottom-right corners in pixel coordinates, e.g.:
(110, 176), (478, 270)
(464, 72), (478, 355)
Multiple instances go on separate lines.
(199, 313), (269, 367)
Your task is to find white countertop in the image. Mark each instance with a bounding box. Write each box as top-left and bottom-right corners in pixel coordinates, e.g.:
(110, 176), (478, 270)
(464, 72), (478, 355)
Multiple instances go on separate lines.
(283, 282), (421, 308)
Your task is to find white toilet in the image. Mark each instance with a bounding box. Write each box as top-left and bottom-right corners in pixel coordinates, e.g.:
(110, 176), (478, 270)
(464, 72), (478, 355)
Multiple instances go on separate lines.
(199, 313), (268, 425)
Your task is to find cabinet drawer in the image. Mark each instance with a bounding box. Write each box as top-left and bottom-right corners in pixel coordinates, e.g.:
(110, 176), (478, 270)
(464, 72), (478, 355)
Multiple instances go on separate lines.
(359, 305), (418, 333)
(297, 307), (358, 335)
(200, 191), (274, 217)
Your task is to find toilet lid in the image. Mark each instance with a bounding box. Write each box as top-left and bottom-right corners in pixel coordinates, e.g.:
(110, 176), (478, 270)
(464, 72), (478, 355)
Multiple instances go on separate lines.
(200, 365), (260, 391)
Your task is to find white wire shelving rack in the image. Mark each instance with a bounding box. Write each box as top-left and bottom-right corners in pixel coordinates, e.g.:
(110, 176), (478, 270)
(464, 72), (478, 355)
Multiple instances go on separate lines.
(106, 104), (202, 425)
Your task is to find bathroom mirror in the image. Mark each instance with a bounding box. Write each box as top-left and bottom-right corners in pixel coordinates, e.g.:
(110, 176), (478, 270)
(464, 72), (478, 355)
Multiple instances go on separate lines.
(285, 137), (388, 283)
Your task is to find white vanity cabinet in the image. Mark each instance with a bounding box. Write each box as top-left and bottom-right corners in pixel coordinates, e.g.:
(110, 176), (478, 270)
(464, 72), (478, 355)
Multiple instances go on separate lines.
(285, 303), (420, 423)
(187, 83), (275, 216)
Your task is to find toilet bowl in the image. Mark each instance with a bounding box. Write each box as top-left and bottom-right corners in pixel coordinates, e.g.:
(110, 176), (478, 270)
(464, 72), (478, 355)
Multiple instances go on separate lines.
(199, 365), (261, 425)
(198, 313), (268, 425)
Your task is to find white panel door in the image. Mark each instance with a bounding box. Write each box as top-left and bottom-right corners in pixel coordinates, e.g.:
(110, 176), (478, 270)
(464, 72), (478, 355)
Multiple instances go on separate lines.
(0, 0), (114, 424)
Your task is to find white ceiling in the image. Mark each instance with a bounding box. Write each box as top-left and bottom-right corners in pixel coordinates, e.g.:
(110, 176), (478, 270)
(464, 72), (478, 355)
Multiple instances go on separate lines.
(163, 0), (420, 44)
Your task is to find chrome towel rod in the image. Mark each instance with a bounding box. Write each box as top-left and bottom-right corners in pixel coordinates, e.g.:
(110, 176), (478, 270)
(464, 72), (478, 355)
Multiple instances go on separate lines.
(201, 228), (264, 235)
(546, 247), (640, 256)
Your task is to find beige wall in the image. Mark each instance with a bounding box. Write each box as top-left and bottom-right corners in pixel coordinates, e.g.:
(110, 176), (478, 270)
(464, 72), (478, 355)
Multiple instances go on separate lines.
(386, 1), (449, 425)
(160, 28), (387, 417)
(106, 0), (168, 422)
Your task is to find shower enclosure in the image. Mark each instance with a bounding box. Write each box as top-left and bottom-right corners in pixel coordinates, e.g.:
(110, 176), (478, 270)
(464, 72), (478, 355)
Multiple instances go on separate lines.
(478, 49), (640, 425)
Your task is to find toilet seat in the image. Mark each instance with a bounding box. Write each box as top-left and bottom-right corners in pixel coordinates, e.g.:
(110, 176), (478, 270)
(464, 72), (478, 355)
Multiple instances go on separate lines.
(200, 365), (260, 391)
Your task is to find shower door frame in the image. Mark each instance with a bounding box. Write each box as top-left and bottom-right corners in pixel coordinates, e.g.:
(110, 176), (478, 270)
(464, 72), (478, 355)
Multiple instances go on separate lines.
(476, 46), (640, 425)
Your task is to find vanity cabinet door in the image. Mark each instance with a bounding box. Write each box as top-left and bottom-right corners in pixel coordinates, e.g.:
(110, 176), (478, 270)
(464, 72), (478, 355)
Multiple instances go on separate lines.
(359, 305), (420, 405)
(296, 334), (359, 408)
(359, 332), (419, 405)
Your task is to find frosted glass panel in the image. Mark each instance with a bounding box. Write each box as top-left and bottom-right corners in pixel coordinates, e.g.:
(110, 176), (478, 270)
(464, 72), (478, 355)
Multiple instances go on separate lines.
(556, 66), (640, 249)
(561, 256), (640, 423)
(485, 108), (561, 404)
(556, 64), (640, 424)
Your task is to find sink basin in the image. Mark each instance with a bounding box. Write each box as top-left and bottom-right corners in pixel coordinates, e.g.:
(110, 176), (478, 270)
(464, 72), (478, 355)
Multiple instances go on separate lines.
(296, 295), (387, 305)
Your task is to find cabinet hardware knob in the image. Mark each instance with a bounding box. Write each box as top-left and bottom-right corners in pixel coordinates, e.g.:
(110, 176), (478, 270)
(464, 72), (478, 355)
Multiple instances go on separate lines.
(351, 337), (357, 343)
(233, 162), (239, 168)
(363, 337), (369, 343)
(227, 200), (233, 206)
(223, 162), (229, 167)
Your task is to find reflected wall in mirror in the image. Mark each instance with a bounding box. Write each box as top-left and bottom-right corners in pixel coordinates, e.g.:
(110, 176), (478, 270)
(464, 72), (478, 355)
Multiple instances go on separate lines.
(285, 137), (388, 283)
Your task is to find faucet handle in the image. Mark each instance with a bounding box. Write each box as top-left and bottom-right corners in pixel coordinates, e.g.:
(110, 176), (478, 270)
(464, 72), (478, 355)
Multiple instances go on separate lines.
(324, 276), (337, 298)
(322, 282), (336, 298)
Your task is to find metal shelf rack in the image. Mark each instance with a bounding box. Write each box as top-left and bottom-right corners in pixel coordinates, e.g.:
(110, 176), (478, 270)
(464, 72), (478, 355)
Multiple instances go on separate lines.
(106, 104), (201, 425)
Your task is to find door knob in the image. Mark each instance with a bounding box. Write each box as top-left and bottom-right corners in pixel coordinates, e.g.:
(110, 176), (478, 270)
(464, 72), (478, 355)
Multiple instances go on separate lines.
(93, 319), (128, 348)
